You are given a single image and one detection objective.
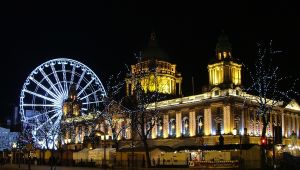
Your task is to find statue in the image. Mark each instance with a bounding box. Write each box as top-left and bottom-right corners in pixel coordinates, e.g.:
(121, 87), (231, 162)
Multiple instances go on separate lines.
(219, 134), (224, 145)
(290, 130), (297, 146)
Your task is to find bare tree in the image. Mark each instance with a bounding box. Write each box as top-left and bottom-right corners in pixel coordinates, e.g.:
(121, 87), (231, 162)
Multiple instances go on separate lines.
(18, 124), (36, 170)
(101, 72), (129, 150)
(243, 41), (298, 166)
(34, 116), (65, 170)
(243, 41), (298, 138)
(122, 55), (165, 168)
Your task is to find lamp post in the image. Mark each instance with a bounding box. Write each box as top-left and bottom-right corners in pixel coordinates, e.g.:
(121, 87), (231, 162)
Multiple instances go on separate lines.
(12, 142), (17, 164)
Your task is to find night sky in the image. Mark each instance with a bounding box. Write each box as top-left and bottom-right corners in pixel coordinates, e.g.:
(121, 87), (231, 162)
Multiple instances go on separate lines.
(0, 1), (299, 123)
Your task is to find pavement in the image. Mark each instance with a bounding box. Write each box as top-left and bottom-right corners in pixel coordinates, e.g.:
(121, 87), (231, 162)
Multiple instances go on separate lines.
(0, 164), (194, 170)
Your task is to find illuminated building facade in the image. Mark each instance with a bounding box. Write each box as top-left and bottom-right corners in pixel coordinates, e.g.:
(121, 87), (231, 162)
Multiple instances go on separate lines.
(61, 32), (300, 156)
(63, 84), (82, 117)
(125, 32), (182, 96)
(208, 32), (241, 88)
(142, 33), (300, 147)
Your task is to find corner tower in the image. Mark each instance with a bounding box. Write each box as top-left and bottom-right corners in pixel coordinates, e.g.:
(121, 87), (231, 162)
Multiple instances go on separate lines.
(125, 32), (182, 96)
(207, 32), (242, 89)
(62, 84), (82, 117)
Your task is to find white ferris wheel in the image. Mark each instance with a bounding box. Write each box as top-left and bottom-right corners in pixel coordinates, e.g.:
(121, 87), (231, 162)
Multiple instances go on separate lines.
(19, 58), (106, 148)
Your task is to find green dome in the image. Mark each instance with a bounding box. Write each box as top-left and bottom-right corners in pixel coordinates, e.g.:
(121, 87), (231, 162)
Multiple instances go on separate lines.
(142, 32), (169, 61)
(216, 31), (232, 53)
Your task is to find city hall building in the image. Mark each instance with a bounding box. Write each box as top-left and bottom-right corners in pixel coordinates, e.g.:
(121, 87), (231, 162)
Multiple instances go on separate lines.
(60, 32), (300, 167)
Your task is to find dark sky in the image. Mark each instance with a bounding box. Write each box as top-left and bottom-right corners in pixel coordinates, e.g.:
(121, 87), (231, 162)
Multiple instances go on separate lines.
(0, 1), (299, 123)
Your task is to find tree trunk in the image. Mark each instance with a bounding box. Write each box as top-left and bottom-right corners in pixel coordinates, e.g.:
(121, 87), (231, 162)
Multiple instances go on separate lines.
(261, 113), (268, 168)
(261, 115), (267, 137)
(142, 139), (151, 168)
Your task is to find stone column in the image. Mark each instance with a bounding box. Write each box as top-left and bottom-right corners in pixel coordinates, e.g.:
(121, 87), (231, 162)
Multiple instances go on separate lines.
(209, 70), (212, 85)
(253, 110), (257, 135)
(126, 119), (131, 139)
(152, 118), (157, 139)
(223, 105), (231, 134)
(176, 111), (182, 138)
(282, 111), (285, 137)
(288, 114), (292, 136)
(292, 113), (296, 133)
(204, 108), (212, 135)
(245, 108), (250, 135)
(116, 121), (121, 140)
(189, 110), (196, 137)
(163, 114), (169, 138)
(81, 126), (85, 143)
(169, 78), (172, 94)
(75, 126), (79, 144)
(296, 115), (299, 137)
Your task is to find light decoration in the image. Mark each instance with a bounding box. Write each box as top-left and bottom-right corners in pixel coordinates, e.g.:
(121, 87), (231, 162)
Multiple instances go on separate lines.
(243, 41), (298, 139)
(19, 58), (106, 149)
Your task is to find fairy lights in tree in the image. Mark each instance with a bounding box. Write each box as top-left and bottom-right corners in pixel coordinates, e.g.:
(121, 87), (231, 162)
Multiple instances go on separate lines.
(243, 41), (298, 138)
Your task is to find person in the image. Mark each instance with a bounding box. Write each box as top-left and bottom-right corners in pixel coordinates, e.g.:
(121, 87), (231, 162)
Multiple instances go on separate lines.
(157, 157), (160, 166)
(291, 130), (297, 146)
(152, 158), (155, 166)
(219, 134), (224, 145)
(163, 158), (165, 165)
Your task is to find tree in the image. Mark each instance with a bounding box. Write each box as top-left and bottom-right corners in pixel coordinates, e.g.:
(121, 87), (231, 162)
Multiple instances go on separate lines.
(122, 55), (165, 168)
(244, 41), (298, 138)
(101, 72), (130, 151)
(243, 41), (298, 167)
(39, 121), (63, 170)
(18, 124), (36, 170)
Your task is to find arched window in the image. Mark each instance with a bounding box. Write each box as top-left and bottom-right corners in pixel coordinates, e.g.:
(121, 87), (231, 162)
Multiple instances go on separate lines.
(197, 116), (203, 136)
(169, 119), (176, 137)
(157, 119), (163, 138)
(182, 117), (189, 136)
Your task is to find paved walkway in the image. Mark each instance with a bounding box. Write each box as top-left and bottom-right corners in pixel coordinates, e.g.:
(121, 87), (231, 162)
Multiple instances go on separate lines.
(0, 164), (194, 170)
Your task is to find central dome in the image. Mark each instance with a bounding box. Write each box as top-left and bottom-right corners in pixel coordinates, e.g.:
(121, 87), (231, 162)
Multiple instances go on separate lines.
(142, 32), (169, 61)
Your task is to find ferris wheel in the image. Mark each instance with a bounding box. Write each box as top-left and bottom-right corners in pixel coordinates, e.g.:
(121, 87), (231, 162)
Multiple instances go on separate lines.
(19, 58), (106, 148)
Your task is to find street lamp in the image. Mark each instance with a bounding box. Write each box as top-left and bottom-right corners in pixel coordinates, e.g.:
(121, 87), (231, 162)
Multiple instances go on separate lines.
(12, 142), (17, 164)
